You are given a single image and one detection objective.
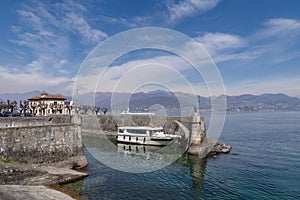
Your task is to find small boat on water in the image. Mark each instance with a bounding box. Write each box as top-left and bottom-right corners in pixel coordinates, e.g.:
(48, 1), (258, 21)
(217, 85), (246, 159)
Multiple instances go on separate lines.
(116, 126), (179, 146)
(120, 110), (155, 116)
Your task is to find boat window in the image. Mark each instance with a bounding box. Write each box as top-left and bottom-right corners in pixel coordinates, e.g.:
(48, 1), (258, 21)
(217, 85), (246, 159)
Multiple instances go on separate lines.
(127, 129), (147, 134)
(119, 129), (124, 133)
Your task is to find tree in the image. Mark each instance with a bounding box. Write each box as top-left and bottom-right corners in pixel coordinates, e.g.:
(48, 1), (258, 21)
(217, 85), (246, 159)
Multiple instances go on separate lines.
(30, 102), (37, 115)
(101, 107), (108, 115)
(81, 104), (89, 114)
(7, 100), (17, 113)
(95, 106), (100, 115)
(65, 104), (72, 115)
(19, 100), (29, 115)
(0, 101), (8, 112)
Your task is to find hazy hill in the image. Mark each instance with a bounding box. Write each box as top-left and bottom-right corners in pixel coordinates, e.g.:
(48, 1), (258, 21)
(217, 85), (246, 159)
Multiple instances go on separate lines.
(1, 90), (300, 112)
(0, 90), (41, 103)
(94, 91), (300, 113)
(0, 90), (71, 103)
(226, 93), (300, 111)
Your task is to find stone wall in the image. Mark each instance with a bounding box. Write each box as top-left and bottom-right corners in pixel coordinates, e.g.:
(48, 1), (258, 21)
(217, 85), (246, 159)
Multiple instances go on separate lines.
(80, 114), (195, 135)
(0, 113), (207, 164)
(0, 115), (72, 128)
(0, 115), (83, 164)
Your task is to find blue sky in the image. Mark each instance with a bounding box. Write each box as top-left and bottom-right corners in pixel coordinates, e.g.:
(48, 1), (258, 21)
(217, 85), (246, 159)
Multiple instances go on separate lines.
(0, 0), (300, 97)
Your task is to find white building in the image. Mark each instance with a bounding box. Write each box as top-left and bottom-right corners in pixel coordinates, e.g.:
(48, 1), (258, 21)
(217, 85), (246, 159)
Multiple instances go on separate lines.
(28, 92), (67, 116)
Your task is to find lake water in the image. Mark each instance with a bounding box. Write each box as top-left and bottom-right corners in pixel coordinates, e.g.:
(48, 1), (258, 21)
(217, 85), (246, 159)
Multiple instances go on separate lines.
(66, 112), (300, 199)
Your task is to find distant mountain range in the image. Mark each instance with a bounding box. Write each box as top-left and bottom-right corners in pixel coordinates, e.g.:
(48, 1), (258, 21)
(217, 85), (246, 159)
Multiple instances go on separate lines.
(1, 90), (300, 113)
(0, 90), (41, 103)
(224, 93), (300, 112)
(94, 90), (300, 113)
(0, 90), (71, 103)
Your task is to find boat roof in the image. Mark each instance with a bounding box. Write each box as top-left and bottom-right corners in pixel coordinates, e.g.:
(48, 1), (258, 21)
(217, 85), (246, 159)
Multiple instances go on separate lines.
(118, 126), (163, 130)
(120, 111), (155, 116)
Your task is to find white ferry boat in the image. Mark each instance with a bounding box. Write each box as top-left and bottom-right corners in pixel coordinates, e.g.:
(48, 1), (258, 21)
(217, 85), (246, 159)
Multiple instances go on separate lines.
(120, 110), (155, 116)
(116, 126), (179, 146)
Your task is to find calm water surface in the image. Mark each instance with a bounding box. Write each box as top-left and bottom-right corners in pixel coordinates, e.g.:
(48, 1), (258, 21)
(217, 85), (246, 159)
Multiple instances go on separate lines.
(68, 112), (300, 199)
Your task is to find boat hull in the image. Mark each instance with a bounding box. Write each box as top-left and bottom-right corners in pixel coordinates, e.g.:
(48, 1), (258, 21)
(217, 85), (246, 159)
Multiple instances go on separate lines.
(116, 135), (173, 146)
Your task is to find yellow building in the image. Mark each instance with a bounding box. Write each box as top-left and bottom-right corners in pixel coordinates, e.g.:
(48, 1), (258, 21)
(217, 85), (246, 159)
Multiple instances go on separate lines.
(28, 92), (66, 116)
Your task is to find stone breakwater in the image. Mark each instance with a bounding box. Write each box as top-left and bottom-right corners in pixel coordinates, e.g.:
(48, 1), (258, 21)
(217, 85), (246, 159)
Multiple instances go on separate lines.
(80, 114), (191, 135)
(0, 162), (88, 186)
(0, 114), (230, 199)
(0, 115), (86, 166)
(0, 114), (230, 163)
(80, 114), (231, 157)
(0, 115), (88, 199)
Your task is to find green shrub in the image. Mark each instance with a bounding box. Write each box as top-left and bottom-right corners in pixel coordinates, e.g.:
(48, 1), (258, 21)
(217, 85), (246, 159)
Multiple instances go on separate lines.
(0, 158), (11, 163)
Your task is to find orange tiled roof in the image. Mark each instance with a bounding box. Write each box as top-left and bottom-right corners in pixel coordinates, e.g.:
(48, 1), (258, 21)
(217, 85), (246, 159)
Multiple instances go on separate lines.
(28, 96), (40, 100)
(28, 92), (66, 101)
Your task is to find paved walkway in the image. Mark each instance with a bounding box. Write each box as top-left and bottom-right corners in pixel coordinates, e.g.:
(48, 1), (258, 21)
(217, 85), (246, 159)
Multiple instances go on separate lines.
(0, 185), (74, 200)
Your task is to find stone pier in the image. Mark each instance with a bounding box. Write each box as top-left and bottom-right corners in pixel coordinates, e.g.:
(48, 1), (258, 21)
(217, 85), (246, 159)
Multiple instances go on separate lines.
(187, 112), (211, 157)
(0, 115), (86, 167)
(187, 111), (231, 157)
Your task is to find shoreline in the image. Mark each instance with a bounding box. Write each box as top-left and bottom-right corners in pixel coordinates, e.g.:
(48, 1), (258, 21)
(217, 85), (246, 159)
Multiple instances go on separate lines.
(0, 160), (89, 199)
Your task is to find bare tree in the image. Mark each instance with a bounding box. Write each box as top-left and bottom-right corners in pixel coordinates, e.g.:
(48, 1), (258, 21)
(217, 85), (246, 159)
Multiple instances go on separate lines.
(30, 102), (38, 116)
(95, 106), (100, 115)
(0, 101), (8, 112)
(7, 100), (17, 113)
(82, 105), (89, 114)
(19, 100), (29, 116)
(101, 107), (108, 115)
(65, 104), (72, 115)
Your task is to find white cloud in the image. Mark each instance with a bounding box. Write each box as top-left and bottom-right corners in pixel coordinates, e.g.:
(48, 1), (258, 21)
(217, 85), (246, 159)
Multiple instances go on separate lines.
(244, 18), (300, 65)
(96, 14), (155, 28)
(193, 32), (253, 63)
(64, 12), (107, 44)
(193, 18), (300, 64)
(167, 0), (220, 22)
(8, 0), (108, 87)
(25, 60), (43, 72)
(73, 54), (212, 97)
(195, 32), (246, 54)
(190, 18), (300, 97)
(17, 9), (43, 32)
(16, 0), (108, 45)
(0, 66), (72, 95)
(262, 18), (300, 37)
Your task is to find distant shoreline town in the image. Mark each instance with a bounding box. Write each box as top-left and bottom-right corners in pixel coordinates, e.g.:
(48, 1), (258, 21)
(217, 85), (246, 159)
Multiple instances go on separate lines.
(1, 90), (300, 117)
(0, 91), (108, 117)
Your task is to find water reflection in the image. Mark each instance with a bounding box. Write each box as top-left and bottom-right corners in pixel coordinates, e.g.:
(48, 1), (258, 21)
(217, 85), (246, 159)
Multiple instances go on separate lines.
(83, 134), (186, 173)
(81, 134), (209, 199)
(117, 143), (207, 190)
(176, 154), (207, 189)
(117, 143), (162, 159)
(188, 155), (207, 189)
(63, 143), (209, 199)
